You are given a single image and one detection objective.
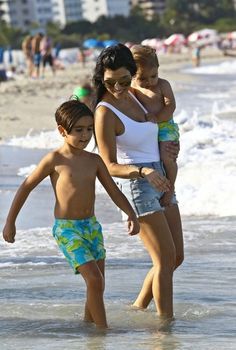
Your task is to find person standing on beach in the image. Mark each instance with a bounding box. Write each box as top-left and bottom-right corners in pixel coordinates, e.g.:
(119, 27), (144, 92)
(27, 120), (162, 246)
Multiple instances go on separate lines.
(21, 35), (33, 77)
(2, 99), (140, 329)
(31, 32), (43, 78)
(191, 46), (201, 67)
(130, 45), (179, 207)
(40, 35), (55, 77)
(93, 43), (184, 323)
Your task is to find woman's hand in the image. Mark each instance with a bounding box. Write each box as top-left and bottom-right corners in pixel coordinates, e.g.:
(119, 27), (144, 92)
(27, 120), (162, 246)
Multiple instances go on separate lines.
(163, 141), (180, 161)
(142, 168), (171, 192)
(145, 112), (157, 123)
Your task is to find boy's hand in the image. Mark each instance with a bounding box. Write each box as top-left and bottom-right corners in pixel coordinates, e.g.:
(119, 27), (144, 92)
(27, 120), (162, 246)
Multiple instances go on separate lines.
(2, 222), (16, 243)
(127, 216), (140, 236)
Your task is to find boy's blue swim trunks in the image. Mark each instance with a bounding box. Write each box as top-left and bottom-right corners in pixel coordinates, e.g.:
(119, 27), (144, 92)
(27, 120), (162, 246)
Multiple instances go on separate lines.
(52, 216), (106, 274)
(158, 118), (179, 142)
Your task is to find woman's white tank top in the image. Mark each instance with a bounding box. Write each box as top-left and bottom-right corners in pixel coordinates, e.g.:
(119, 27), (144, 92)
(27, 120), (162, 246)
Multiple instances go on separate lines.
(96, 91), (160, 164)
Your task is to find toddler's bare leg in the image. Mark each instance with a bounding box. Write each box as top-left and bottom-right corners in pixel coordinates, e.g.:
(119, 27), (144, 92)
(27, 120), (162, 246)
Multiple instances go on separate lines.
(159, 141), (177, 207)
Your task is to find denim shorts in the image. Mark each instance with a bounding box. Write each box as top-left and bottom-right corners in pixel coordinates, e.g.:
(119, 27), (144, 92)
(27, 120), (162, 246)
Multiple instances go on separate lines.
(116, 161), (178, 218)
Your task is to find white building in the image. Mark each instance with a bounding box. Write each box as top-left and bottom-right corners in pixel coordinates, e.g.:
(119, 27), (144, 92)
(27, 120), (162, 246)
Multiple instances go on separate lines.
(0, 0), (130, 30)
(82, 0), (130, 23)
(0, 0), (55, 30)
(131, 0), (166, 20)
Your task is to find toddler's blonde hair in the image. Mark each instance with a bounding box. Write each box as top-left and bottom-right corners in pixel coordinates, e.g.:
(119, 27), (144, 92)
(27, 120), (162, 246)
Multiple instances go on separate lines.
(131, 45), (159, 68)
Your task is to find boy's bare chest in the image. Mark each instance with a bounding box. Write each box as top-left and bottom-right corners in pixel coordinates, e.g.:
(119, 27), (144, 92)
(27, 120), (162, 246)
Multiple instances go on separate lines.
(56, 159), (96, 185)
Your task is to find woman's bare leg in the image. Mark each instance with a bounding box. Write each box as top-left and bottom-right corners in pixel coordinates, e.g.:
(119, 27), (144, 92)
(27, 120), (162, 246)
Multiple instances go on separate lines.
(133, 211), (176, 318)
(164, 205), (184, 268)
(133, 205), (184, 310)
(78, 259), (107, 329)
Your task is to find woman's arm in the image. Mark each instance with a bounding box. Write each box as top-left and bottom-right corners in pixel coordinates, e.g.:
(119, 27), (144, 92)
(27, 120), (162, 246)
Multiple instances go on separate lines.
(96, 155), (139, 235)
(94, 106), (170, 191)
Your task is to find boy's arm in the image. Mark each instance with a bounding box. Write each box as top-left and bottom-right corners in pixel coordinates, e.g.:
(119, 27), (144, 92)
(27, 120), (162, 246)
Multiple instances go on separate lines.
(155, 79), (176, 122)
(3, 152), (55, 243)
(96, 155), (140, 236)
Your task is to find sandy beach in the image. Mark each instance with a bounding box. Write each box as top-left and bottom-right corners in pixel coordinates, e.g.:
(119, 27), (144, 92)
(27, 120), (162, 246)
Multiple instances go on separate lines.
(0, 47), (229, 142)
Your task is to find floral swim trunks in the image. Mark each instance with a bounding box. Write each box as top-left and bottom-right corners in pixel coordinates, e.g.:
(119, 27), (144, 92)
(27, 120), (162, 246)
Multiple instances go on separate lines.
(158, 118), (179, 142)
(52, 216), (106, 274)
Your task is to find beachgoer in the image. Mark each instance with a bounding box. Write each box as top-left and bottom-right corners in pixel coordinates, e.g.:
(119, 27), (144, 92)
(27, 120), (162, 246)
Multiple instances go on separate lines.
(31, 32), (43, 78)
(93, 43), (184, 322)
(73, 80), (94, 109)
(131, 44), (179, 207)
(191, 46), (201, 67)
(21, 35), (33, 77)
(40, 35), (55, 77)
(78, 48), (86, 68)
(2, 99), (140, 329)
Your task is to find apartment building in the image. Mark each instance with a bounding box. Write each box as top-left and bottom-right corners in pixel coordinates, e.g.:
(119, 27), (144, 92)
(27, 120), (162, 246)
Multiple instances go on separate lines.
(0, 0), (55, 30)
(131, 0), (166, 20)
(82, 0), (130, 22)
(0, 0), (130, 30)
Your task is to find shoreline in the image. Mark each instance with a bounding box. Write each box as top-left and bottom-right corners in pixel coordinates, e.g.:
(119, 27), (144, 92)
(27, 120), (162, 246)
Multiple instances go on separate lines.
(0, 48), (233, 142)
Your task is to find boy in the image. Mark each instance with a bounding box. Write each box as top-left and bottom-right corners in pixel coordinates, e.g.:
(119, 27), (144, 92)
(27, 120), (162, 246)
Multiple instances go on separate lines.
(2, 100), (140, 329)
(131, 45), (179, 207)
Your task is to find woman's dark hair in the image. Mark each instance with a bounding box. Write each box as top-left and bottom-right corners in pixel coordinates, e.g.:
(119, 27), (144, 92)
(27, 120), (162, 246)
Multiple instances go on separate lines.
(55, 99), (93, 134)
(92, 43), (137, 106)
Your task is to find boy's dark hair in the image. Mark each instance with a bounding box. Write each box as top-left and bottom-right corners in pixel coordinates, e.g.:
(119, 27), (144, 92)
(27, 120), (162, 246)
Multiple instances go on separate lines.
(92, 43), (137, 106)
(55, 99), (93, 134)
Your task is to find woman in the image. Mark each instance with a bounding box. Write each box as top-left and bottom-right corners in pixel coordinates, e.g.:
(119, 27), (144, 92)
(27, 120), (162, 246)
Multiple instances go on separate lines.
(93, 43), (184, 320)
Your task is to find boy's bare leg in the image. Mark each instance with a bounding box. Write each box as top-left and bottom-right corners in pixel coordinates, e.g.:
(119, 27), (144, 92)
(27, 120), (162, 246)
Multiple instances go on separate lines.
(84, 302), (94, 323)
(83, 259), (105, 323)
(159, 141), (177, 207)
(160, 160), (177, 207)
(78, 260), (108, 329)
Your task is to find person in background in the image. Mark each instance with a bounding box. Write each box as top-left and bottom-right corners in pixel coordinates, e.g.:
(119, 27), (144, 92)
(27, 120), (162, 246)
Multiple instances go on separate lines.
(2, 99), (139, 329)
(130, 45), (179, 207)
(41, 35), (55, 77)
(93, 43), (184, 325)
(73, 80), (94, 109)
(21, 35), (33, 77)
(31, 32), (43, 78)
(191, 46), (201, 67)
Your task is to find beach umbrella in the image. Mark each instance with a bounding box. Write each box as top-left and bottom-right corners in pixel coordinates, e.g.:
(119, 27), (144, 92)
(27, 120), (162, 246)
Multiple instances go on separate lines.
(164, 34), (185, 46)
(83, 38), (104, 49)
(188, 29), (219, 45)
(141, 38), (163, 50)
(103, 39), (119, 48)
(227, 31), (236, 40)
(188, 32), (202, 43)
